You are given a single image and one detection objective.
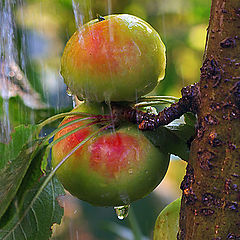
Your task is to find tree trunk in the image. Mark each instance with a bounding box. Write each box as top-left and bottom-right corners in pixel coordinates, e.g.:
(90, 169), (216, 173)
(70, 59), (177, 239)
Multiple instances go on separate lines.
(178, 0), (240, 239)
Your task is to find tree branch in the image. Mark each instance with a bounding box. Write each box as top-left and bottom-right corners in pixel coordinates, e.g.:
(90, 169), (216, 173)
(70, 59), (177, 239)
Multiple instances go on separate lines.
(113, 83), (200, 130)
(178, 0), (240, 239)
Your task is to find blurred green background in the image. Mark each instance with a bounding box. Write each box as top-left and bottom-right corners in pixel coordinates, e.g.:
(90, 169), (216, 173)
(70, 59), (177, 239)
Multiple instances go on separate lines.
(1, 0), (211, 239)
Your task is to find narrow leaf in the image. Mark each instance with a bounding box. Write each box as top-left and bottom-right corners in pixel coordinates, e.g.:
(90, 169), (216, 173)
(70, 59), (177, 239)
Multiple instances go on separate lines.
(0, 125), (41, 219)
(0, 128), (65, 240)
(143, 126), (190, 161)
(143, 115), (196, 161)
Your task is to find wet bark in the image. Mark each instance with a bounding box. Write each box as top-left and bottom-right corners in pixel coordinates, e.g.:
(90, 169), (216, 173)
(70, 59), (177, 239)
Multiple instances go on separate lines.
(178, 0), (240, 239)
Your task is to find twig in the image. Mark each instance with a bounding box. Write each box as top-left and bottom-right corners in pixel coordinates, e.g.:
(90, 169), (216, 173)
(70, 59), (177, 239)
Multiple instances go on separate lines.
(113, 83), (200, 130)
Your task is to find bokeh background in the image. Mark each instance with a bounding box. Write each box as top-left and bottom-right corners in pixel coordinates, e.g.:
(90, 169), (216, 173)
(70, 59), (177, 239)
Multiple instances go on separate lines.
(0, 0), (211, 239)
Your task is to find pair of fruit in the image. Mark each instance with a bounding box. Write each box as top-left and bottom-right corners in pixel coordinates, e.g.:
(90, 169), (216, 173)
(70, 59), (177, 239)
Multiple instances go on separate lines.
(52, 14), (169, 207)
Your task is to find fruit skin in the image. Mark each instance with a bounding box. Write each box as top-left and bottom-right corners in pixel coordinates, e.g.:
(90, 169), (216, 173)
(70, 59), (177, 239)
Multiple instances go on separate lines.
(61, 14), (166, 102)
(153, 198), (181, 240)
(51, 102), (170, 206)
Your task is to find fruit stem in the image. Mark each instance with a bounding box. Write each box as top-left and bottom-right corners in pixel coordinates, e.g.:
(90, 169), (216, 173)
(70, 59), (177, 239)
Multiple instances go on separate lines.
(134, 99), (176, 108)
(97, 14), (105, 22)
(138, 95), (179, 102)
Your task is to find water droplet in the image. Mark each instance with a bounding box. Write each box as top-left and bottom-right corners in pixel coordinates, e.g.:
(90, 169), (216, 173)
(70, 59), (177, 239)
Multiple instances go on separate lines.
(114, 205), (130, 220)
(66, 87), (73, 96)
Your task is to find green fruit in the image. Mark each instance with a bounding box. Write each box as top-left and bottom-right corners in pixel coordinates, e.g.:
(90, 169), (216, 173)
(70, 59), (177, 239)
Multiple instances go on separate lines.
(51, 102), (170, 206)
(61, 14), (166, 102)
(153, 198), (181, 240)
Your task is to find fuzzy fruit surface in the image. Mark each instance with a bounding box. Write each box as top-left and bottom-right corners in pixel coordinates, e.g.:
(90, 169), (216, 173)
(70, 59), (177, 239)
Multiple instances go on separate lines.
(61, 14), (166, 102)
(153, 198), (181, 240)
(51, 103), (170, 206)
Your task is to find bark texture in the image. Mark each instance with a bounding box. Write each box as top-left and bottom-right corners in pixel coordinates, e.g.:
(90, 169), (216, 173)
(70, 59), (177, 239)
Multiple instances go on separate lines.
(178, 0), (240, 239)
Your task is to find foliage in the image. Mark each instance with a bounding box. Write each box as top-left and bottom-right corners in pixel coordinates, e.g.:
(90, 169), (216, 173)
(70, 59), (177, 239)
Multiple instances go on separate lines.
(0, 125), (64, 239)
(143, 114), (196, 161)
(0, 125), (40, 218)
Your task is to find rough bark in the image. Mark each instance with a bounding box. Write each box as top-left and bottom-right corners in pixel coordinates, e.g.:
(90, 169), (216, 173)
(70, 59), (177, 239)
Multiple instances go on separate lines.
(178, 0), (240, 239)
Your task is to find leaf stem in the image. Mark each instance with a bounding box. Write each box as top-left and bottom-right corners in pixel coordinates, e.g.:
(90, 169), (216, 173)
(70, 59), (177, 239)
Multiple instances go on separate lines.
(40, 116), (100, 146)
(40, 119), (111, 170)
(138, 96), (179, 102)
(37, 111), (94, 134)
(134, 100), (176, 108)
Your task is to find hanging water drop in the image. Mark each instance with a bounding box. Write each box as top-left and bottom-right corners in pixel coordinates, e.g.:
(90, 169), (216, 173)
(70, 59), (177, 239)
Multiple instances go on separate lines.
(66, 87), (73, 96)
(114, 205), (130, 220)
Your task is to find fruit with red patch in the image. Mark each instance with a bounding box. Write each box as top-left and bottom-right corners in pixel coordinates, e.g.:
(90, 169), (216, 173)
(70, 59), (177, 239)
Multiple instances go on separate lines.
(51, 103), (170, 206)
(61, 14), (166, 102)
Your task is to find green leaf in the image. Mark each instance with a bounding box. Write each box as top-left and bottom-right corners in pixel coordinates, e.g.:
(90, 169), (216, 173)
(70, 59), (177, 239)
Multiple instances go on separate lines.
(165, 122), (195, 144)
(0, 125), (39, 169)
(0, 125), (41, 220)
(0, 124), (65, 240)
(184, 112), (197, 127)
(0, 175), (64, 240)
(143, 126), (190, 161)
(143, 117), (196, 161)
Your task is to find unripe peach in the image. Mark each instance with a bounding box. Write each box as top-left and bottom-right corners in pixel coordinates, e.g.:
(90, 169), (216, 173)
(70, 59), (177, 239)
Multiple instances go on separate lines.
(61, 14), (166, 102)
(52, 103), (170, 206)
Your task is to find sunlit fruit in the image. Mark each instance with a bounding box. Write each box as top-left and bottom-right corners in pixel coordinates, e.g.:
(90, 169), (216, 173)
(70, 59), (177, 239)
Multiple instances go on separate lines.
(61, 14), (166, 102)
(51, 102), (170, 206)
(153, 198), (181, 240)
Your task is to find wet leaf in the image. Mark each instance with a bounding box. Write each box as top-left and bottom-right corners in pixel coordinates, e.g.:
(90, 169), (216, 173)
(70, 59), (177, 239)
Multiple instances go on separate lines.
(184, 112), (197, 127)
(143, 117), (196, 161)
(0, 125), (41, 219)
(165, 119), (196, 144)
(0, 123), (65, 240)
(0, 175), (64, 240)
(0, 125), (39, 168)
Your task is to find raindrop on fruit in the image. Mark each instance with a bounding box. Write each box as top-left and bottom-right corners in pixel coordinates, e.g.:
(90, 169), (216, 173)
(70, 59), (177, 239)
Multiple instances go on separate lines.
(114, 205), (130, 220)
